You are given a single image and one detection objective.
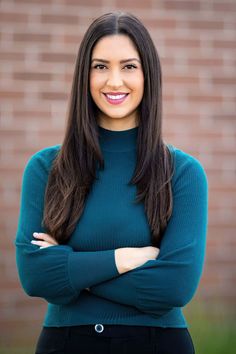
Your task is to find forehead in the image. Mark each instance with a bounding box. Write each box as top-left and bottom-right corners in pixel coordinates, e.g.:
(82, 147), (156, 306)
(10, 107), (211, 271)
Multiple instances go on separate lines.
(91, 34), (140, 60)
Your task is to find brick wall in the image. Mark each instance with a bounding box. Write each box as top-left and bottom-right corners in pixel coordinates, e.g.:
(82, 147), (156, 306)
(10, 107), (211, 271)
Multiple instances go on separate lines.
(0, 0), (235, 348)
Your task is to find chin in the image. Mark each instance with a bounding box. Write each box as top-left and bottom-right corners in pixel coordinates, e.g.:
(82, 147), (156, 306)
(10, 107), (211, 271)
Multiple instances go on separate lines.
(102, 110), (132, 119)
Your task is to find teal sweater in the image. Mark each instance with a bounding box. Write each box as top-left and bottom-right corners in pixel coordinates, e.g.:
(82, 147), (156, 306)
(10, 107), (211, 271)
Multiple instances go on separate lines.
(15, 125), (208, 328)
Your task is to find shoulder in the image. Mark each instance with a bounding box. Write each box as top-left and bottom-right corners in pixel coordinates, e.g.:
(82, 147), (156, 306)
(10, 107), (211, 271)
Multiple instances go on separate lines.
(167, 144), (208, 189)
(23, 144), (61, 176)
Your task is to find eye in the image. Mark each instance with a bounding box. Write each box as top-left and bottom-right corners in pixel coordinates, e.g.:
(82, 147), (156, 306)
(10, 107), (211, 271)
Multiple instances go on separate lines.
(93, 64), (107, 70)
(124, 64), (137, 70)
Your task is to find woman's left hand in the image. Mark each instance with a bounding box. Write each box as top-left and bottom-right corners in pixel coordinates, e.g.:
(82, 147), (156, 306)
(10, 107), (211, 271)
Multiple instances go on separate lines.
(31, 232), (59, 249)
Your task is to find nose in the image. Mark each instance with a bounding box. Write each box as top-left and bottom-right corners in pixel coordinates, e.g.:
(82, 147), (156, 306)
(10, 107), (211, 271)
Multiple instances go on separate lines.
(106, 69), (123, 88)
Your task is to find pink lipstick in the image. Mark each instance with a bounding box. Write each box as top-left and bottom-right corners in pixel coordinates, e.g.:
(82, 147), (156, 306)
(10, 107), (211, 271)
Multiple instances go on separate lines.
(103, 93), (129, 105)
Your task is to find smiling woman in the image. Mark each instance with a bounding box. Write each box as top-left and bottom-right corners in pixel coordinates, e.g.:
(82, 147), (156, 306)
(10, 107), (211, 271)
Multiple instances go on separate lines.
(15, 10), (208, 354)
(89, 35), (144, 129)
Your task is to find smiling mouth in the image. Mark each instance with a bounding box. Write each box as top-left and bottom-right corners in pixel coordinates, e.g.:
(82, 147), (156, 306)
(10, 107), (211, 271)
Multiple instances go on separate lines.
(103, 93), (129, 105)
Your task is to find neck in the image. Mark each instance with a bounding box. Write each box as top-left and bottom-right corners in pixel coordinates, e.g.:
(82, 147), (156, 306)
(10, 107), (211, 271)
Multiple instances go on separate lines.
(97, 114), (139, 132)
(98, 125), (139, 152)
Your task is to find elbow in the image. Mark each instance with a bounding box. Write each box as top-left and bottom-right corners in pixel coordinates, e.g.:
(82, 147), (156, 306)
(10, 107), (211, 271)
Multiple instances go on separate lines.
(15, 248), (79, 305)
(169, 266), (202, 307)
(19, 277), (39, 298)
(168, 283), (197, 308)
(19, 277), (79, 305)
(144, 291), (195, 315)
(171, 294), (192, 308)
(16, 262), (39, 298)
(22, 283), (78, 305)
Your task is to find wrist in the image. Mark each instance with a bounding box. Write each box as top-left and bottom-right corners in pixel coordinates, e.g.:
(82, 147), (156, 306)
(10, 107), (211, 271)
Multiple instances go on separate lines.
(115, 248), (130, 274)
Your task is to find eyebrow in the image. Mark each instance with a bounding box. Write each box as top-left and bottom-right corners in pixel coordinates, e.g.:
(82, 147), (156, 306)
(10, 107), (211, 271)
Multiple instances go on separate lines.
(91, 58), (141, 64)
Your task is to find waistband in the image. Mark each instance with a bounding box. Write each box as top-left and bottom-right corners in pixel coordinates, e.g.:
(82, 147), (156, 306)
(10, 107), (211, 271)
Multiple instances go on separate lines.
(63, 324), (187, 338)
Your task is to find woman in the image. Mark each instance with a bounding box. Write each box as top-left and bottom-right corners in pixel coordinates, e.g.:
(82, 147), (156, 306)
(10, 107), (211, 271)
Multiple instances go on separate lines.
(15, 11), (208, 354)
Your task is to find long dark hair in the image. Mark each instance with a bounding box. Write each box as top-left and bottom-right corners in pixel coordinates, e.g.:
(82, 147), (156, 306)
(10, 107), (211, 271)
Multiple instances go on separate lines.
(42, 11), (175, 247)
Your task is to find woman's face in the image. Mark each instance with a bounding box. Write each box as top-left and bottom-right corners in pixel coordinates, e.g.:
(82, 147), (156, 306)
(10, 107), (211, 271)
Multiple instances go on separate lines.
(89, 34), (144, 129)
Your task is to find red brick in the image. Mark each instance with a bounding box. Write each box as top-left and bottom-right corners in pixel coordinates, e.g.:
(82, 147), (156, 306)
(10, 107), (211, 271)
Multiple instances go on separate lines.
(62, 0), (102, 5)
(162, 1), (201, 11)
(13, 0), (53, 3)
(40, 52), (75, 64)
(13, 33), (52, 43)
(211, 76), (236, 85)
(213, 2), (236, 12)
(0, 51), (25, 61)
(13, 72), (53, 81)
(187, 20), (224, 30)
(187, 58), (224, 67)
(63, 34), (83, 45)
(164, 38), (201, 48)
(213, 40), (236, 49)
(13, 109), (52, 120)
(40, 91), (68, 101)
(0, 12), (28, 23)
(142, 18), (177, 29)
(187, 93), (224, 103)
(164, 75), (200, 85)
(0, 91), (24, 99)
(41, 14), (79, 25)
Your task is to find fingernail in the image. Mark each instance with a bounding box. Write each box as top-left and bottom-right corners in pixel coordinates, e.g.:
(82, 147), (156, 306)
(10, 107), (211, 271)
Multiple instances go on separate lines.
(33, 232), (39, 237)
(31, 240), (37, 244)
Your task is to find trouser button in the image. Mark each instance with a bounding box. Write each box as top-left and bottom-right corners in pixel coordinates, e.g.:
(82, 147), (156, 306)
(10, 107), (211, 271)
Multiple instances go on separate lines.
(95, 324), (104, 333)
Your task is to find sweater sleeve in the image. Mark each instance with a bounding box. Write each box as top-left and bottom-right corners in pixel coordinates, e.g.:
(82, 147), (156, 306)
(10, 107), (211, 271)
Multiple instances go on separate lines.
(14, 147), (119, 305)
(89, 150), (208, 317)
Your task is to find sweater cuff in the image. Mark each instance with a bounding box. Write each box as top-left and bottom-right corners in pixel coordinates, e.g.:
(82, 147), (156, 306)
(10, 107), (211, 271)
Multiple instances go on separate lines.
(67, 249), (120, 292)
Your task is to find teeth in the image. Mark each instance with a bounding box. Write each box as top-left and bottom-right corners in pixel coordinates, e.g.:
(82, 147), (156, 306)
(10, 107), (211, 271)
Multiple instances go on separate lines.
(106, 94), (127, 100)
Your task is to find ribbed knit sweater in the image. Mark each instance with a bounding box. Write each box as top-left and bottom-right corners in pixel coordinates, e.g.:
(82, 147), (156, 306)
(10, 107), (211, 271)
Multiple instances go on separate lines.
(15, 125), (208, 328)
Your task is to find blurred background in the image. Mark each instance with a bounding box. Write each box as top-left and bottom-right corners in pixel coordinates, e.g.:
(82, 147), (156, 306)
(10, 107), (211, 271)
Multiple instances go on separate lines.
(0, 0), (235, 353)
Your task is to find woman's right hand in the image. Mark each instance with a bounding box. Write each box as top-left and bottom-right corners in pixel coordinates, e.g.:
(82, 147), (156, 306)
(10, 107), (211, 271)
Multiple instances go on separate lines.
(115, 246), (160, 275)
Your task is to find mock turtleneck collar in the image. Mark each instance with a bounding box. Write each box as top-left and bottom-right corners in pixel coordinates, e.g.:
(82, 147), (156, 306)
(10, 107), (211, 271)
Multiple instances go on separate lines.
(98, 125), (138, 152)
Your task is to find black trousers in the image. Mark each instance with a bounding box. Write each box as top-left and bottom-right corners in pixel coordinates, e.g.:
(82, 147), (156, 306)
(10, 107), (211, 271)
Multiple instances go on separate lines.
(35, 324), (195, 354)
